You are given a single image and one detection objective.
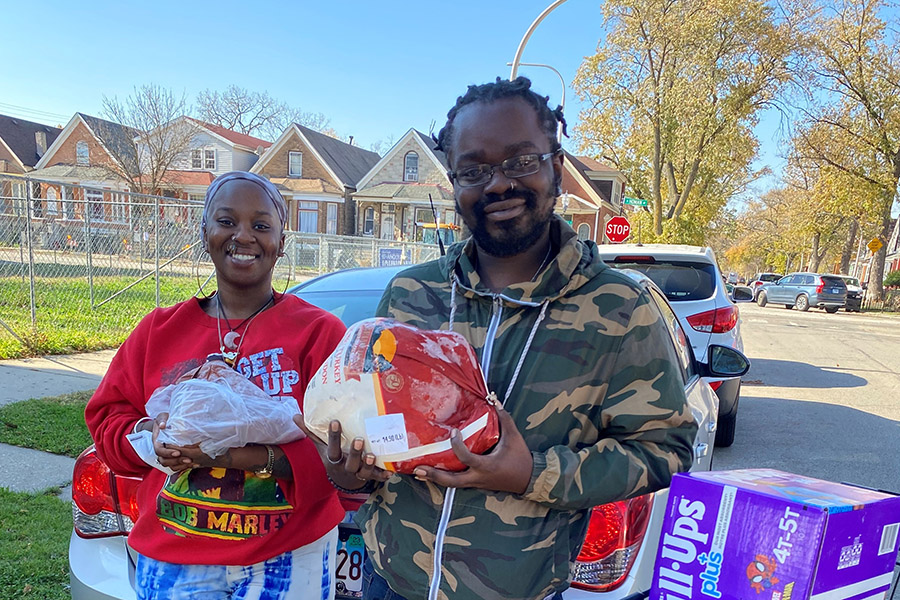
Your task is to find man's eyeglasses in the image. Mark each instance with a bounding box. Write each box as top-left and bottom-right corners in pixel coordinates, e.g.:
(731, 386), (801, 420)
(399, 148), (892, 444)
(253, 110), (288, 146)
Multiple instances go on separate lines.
(448, 150), (560, 188)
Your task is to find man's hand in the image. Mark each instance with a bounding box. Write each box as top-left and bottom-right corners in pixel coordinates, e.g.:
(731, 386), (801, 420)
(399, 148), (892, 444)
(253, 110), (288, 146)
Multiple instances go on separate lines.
(412, 405), (533, 494)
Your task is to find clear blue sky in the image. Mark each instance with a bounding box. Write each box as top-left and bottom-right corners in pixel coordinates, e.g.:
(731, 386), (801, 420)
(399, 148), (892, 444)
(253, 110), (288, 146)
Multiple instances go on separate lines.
(2, 0), (787, 184)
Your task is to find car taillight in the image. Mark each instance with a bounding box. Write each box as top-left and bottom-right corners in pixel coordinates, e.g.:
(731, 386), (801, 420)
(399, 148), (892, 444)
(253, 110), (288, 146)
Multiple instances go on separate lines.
(72, 446), (141, 538)
(815, 279), (825, 294)
(708, 380), (724, 391)
(753, 281), (763, 286)
(686, 305), (738, 333)
(571, 494), (654, 592)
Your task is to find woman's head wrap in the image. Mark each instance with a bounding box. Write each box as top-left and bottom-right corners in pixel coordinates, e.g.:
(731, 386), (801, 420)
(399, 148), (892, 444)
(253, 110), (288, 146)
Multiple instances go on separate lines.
(200, 171), (287, 234)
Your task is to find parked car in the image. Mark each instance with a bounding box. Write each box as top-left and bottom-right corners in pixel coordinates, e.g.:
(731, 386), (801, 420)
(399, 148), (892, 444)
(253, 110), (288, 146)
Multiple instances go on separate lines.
(749, 272), (783, 300)
(69, 264), (750, 600)
(837, 274), (863, 312)
(595, 244), (752, 448)
(756, 272), (848, 313)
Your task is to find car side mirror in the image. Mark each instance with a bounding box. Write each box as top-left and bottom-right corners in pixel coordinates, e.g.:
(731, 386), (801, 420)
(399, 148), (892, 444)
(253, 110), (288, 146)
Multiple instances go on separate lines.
(731, 286), (753, 302)
(701, 345), (751, 378)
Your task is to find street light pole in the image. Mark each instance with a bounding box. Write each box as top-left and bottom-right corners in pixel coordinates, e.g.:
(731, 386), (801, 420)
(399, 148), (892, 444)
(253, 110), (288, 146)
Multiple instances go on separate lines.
(509, 0), (569, 80)
(506, 61), (566, 141)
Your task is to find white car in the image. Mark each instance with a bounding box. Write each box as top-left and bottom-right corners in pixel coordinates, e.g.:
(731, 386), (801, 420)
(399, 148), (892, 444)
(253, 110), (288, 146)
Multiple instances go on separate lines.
(595, 244), (753, 448)
(70, 265), (751, 600)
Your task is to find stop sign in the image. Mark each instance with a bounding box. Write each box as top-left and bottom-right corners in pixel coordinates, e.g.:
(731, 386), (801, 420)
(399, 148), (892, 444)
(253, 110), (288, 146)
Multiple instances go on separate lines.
(605, 216), (631, 243)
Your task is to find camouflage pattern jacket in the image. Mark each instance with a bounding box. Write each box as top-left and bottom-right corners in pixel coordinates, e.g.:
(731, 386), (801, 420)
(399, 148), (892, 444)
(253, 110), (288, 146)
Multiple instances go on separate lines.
(359, 216), (697, 600)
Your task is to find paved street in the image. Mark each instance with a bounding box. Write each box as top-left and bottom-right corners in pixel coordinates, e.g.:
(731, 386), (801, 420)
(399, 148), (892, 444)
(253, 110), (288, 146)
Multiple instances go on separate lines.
(714, 302), (900, 494)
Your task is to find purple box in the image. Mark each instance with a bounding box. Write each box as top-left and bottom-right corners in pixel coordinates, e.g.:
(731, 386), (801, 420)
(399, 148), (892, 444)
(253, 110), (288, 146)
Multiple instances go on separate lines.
(650, 469), (900, 600)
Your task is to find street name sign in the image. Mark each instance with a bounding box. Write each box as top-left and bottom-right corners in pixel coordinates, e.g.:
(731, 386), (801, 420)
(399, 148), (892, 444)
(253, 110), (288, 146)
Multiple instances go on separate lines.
(867, 238), (883, 253)
(605, 216), (631, 243)
(623, 197), (648, 207)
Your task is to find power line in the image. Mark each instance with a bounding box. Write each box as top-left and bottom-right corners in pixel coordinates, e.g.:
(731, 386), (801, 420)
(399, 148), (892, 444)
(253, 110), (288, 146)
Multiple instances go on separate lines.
(0, 102), (70, 125)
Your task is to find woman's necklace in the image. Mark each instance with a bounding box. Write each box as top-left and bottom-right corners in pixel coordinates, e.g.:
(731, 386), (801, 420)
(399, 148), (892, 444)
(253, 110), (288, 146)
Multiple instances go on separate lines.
(216, 293), (275, 366)
(530, 244), (553, 283)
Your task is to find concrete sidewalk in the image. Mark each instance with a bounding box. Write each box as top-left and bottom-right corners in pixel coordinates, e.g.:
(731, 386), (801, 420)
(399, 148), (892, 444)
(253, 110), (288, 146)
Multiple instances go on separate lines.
(0, 349), (117, 500)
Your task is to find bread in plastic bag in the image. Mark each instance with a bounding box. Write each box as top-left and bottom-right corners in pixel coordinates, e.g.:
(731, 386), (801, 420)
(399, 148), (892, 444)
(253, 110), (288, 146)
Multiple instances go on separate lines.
(145, 356), (302, 458)
(303, 317), (499, 473)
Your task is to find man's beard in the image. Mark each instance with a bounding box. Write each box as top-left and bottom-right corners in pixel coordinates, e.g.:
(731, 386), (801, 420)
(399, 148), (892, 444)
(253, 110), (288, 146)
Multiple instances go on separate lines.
(457, 181), (558, 258)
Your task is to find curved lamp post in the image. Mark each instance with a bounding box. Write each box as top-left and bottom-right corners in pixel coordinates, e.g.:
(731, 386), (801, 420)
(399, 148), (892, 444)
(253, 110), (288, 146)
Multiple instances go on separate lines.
(508, 0), (570, 80)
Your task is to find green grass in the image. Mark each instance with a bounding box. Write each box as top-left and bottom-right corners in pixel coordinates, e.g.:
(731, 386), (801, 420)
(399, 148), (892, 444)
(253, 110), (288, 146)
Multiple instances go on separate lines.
(0, 392), (94, 599)
(0, 391), (93, 457)
(0, 274), (202, 358)
(0, 488), (73, 600)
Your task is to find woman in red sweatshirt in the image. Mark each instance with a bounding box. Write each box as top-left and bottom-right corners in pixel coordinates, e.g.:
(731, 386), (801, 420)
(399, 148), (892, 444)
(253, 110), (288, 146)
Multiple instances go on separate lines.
(85, 171), (346, 600)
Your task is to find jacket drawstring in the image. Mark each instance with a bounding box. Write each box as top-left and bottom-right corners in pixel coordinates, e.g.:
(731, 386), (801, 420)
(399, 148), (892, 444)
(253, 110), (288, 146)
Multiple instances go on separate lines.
(448, 275), (550, 403)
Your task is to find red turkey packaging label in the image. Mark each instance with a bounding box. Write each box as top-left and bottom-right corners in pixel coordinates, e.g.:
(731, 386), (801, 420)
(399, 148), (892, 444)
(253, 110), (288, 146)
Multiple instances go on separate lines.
(303, 318), (499, 473)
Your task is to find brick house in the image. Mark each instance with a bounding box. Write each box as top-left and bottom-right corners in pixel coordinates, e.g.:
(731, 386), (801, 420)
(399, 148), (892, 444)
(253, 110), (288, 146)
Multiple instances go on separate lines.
(250, 124), (380, 235)
(352, 129), (457, 242)
(0, 114), (62, 174)
(20, 113), (141, 251)
(560, 153), (627, 244)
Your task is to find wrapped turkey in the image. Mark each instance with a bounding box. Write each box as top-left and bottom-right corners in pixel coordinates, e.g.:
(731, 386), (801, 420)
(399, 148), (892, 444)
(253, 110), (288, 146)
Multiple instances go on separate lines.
(303, 318), (499, 473)
(145, 356), (303, 458)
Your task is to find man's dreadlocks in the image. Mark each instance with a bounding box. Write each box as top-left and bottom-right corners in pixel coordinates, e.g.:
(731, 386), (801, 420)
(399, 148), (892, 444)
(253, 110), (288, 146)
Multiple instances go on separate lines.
(433, 76), (567, 159)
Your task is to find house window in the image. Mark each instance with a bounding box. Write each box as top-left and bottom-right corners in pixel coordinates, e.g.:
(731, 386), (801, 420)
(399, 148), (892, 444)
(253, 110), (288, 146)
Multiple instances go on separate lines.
(298, 201), (318, 233)
(46, 188), (59, 215)
(577, 223), (591, 241)
(326, 203), (338, 235)
(443, 210), (455, 226)
(404, 152), (419, 182)
(31, 182), (42, 217)
(363, 207), (375, 236)
(86, 189), (104, 221)
(191, 149), (216, 170)
(110, 192), (129, 224)
(62, 186), (76, 219)
(289, 152), (303, 177)
(76, 141), (89, 166)
(414, 207), (435, 224)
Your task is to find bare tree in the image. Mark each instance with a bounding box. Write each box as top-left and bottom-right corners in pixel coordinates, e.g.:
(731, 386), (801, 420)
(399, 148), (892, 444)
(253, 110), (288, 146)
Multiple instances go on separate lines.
(101, 84), (198, 194)
(196, 85), (331, 141)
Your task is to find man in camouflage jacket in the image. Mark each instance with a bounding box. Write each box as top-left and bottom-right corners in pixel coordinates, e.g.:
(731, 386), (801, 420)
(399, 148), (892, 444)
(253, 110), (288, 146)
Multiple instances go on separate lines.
(323, 77), (697, 600)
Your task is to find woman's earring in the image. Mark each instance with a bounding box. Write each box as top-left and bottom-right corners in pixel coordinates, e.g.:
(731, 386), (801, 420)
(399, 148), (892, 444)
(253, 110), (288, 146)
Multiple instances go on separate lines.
(194, 240), (215, 299)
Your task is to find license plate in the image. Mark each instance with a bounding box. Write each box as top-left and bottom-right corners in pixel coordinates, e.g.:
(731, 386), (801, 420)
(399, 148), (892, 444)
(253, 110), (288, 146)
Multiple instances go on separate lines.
(335, 523), (364, 599)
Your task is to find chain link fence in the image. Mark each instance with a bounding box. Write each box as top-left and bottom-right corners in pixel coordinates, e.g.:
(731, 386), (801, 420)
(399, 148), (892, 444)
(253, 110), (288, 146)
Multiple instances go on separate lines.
(0, 174), (442, 358)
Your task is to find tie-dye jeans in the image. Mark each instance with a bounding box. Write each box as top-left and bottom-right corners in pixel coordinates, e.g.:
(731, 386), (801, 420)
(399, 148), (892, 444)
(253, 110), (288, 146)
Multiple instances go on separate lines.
(135, 526), (338, 600)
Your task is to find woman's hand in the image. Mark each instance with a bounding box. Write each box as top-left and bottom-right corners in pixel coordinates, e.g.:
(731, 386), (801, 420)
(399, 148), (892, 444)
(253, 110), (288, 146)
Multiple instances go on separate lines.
(411, 405), (533, 494)
(150, 413), (194, 472)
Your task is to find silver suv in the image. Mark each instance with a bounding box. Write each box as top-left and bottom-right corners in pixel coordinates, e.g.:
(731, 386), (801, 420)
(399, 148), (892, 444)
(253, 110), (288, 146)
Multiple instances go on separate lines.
(595, 244), (752, 448)
(756, 272), (847, 313)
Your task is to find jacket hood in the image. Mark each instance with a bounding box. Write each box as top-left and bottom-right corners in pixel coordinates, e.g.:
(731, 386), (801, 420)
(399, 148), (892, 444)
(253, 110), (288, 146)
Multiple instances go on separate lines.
(440, 214), (609, 304)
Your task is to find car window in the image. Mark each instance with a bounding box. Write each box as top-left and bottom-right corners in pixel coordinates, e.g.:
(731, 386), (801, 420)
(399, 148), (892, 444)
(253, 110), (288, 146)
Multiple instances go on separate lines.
(292, 290), (383, 326)
(648, 287), (695, 383)
(778, 276), (793, 285)
(821, 276), (846, 288)
(604, 260), (716, 301)
(760, 274), (781, 282)
(799, 275), (814, 285)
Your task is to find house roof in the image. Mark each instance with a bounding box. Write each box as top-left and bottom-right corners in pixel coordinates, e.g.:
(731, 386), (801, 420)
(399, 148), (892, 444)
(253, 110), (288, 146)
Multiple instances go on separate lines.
(267, 177), (343, 195)
(0, 114), (63, 168)
(159, 170), (217, 186)
(413, 130), (449, 169)
(294, 124), (381, 187)
(187, 118), (272, 150)
(77, 113), (142, 174)
(569, 154), (617, 173)
(25, 164), (126, 184)
(354, 182), (454, 202)
(563, 151), (624, 206)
